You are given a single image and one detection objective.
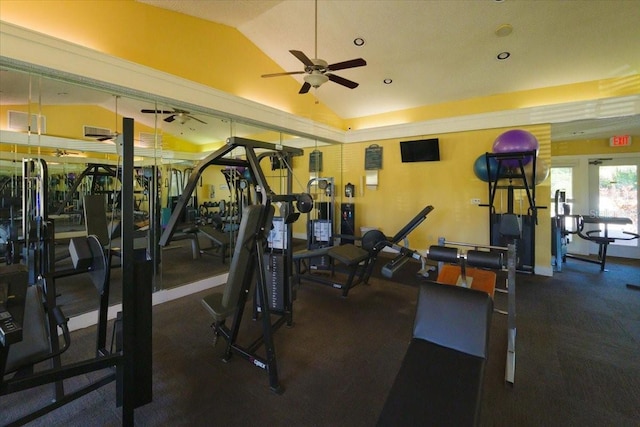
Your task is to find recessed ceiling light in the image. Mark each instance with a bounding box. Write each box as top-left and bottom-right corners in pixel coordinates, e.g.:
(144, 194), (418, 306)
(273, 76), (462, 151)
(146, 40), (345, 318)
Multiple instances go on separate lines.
(354, 37), (365, 47)
(497, 52), (511, 60)
(495, 24), (513, 37)
(383, 78), (393, 84)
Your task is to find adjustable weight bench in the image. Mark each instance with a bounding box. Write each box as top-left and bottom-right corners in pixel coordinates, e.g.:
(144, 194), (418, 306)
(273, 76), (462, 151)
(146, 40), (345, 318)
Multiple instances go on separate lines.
(377, 280), (493, 427)
(427, 245), (503, 297)
(197, 224), (232, 264)
(168, 227), (201, 260)
(294, 205), (434, 297)
(293, 241), (375, 297)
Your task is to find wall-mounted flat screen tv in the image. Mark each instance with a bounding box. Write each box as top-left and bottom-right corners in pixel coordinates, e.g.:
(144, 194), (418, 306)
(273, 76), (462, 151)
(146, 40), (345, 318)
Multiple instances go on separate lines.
(400, 138), (440, 162)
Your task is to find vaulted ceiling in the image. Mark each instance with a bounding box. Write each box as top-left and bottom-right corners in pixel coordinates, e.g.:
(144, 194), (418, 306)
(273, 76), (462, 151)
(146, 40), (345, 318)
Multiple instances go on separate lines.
(136, 0), (640, 138)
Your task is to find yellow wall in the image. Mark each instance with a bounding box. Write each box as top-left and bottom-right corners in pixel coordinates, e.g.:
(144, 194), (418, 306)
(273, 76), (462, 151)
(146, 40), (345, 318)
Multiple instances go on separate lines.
(552, 137), (640, 157)
(339, 125), (551, 270)
(0, 0), (344, 129)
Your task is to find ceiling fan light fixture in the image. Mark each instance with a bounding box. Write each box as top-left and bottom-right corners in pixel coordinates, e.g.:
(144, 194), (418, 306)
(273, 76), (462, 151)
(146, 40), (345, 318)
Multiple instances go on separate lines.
(177, 114), (190, 124)
(304, 73), (329, 88)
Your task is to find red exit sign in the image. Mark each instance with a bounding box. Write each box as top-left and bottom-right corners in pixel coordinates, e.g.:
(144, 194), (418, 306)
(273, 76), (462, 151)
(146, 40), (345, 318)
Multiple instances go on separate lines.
(609, 135), (632, 147)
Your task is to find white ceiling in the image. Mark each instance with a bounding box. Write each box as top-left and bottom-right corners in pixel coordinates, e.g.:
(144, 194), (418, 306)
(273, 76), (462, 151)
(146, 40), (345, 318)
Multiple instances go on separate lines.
(137, 0), (640, 122)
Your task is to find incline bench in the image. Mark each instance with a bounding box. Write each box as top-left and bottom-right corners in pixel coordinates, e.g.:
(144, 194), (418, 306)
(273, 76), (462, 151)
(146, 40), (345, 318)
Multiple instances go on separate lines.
(377, 280), (493, 426)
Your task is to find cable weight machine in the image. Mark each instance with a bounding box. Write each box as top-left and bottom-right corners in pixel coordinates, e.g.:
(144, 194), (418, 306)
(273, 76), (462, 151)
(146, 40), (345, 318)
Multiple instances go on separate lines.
(479, 150), (544, 273)
(305, 177), (334, 271)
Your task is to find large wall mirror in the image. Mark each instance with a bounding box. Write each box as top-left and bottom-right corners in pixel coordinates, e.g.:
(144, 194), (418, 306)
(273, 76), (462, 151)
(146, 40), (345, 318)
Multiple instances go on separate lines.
(0, 65), (343, 318)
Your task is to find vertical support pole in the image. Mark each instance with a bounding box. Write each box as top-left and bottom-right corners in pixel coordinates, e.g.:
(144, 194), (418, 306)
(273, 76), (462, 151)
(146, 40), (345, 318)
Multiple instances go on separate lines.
(120, 117), (135, 426)
(437, 237), (446, 272)
(505, 242), (517, 386)
(117, 118), (154, 421)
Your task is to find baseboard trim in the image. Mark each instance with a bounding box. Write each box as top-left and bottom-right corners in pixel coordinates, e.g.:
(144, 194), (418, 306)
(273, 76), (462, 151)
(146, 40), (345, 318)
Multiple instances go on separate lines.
(66, 273), (228, 332)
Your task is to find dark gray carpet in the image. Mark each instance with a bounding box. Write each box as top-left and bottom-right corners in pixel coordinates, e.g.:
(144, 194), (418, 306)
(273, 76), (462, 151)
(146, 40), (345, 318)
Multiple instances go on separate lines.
(2, 255), (639, 426)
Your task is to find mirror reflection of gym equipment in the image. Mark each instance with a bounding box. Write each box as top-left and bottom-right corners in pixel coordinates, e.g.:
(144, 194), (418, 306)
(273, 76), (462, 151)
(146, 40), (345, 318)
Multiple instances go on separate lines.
(1, 119), (152, 425)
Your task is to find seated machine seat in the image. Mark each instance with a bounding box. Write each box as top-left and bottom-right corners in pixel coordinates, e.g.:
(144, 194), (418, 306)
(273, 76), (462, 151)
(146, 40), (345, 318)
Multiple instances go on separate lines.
(327, 244), (370, 266)
(293, 229), (386, 297)
(201, 292), (231, 324)
(5, 286), (51, 373)
(292, 246), (331, 261)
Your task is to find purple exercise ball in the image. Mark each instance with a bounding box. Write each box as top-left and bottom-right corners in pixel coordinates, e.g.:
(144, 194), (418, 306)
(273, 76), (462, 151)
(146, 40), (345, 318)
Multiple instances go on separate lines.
(492, 129), (539, 168)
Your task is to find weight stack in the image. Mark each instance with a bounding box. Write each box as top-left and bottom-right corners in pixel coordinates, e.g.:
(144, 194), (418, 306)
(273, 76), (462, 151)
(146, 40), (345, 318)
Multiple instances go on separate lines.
(263, 252), (286, 313)
(340, 203), (355, 245)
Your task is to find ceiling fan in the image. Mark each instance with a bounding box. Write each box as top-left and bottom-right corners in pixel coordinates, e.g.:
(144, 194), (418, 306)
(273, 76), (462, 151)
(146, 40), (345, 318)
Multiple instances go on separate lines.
(261, 0), (366, 94)
(86, 95), (121, 141)
(86, 132), (118, 142)
(55, 149), (85, 158)
(140, 108), (207, 125)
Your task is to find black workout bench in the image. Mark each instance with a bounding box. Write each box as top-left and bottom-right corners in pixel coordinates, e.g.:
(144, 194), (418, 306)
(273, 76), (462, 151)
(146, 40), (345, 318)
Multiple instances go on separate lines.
(377, 280), (493, 427)
(169, 224), (232, 263)
(293, 243), (373, 297)
(197, 224), (232, 264)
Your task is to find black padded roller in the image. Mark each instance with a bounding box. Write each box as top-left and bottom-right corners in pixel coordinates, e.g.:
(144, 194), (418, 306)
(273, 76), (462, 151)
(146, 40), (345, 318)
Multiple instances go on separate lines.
(426, 246), (459, 263)
(466, 250), (503, 269)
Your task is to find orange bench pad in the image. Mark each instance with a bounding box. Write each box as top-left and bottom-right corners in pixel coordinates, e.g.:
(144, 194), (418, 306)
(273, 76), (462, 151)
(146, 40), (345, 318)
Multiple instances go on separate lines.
(436, 264), (496, 298)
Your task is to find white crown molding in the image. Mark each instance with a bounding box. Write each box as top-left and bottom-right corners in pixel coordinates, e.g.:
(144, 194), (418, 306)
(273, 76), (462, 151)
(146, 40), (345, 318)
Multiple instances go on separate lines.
(345, 95), (640, 143)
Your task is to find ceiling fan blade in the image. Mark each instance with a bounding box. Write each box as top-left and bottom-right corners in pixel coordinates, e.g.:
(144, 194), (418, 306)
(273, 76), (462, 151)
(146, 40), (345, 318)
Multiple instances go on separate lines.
(290, 50), (314, 67)
(328, 58), (367, 71)
(298, 82), (311, 94)
(164, 115), (176, 123)
(86, 133), (117, 141)
(141, 109), (175, 114)
(262, 71), (306, 78)
(328, 74), (359, 89)
(190, 116), (208, 124)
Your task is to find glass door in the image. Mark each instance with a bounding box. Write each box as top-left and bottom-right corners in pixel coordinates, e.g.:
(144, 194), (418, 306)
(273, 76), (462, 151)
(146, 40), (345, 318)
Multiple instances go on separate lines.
(588, 157), (639, 259)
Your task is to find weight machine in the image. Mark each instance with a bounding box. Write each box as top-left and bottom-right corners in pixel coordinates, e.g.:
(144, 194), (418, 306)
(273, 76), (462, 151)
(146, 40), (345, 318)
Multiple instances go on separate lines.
(161, 136), (310, 392)
(479, 150), (544, 273)
(552, 190), (639, 271)
(305, 177), (335, 271)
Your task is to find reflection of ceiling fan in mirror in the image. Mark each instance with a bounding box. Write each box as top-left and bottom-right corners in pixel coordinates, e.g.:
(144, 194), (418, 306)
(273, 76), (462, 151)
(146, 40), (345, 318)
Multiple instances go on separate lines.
(85, 132), (118, 142)
(85, 95), (121, 141)
(55, 149), (84, 158)
(261, 0), (366, 94)
(140, 108), (207, 125)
